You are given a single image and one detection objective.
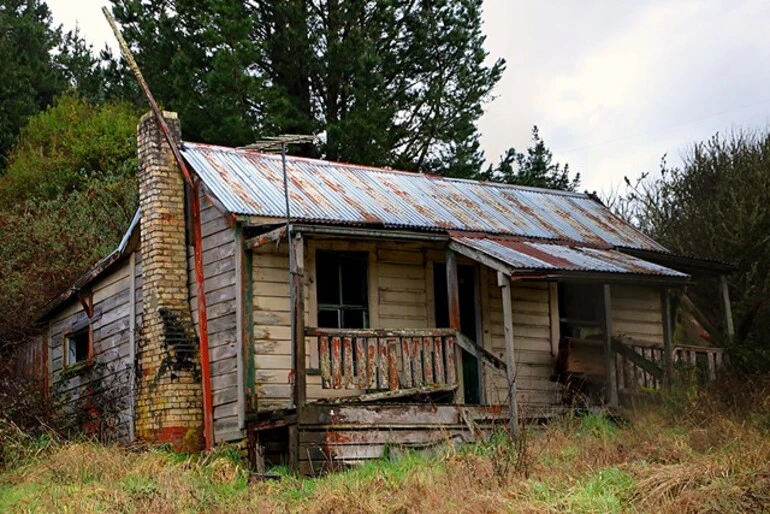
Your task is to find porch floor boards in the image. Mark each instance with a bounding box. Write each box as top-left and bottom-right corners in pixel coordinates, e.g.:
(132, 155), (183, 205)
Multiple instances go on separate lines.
(247, 403), (565, 475)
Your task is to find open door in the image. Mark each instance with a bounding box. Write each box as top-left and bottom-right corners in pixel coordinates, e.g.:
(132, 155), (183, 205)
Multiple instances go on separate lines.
(434, 262), (481, 404)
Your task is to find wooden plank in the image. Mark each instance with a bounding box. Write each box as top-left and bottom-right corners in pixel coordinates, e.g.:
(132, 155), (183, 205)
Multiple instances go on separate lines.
(434, 337), (444, 385)
(423, 337), (434, 384)
(612, 339), (663, 380)
(446, 249), (461, 331)
(454, 332), (506, 371)
(401, 337), (413, 388)
(660, 288), (674, 387)
(413, 337), (423, 387)
(387, 339), (399, 390)
(128, 251), (136, 441)
(343, 337), (354, 389)
(319, 336), (331, 388)
(497, 272), (519, 436)
(615, 352), (625, 392)
(548, 282), (560, 358)
(292, 233), (306, 406)
(378, 339), (388, 389)
(366, 338), (377, 388)
(304, 327), (455, 338)
(331, 337), (342, 389)
(445, 336), (457, 385)
(720, 275), (734, 338)
(603, 284), (618, 407)
(356, 338), (367, 388)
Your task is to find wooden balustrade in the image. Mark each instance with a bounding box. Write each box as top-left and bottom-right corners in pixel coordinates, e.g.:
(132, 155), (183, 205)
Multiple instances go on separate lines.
(558, 336), (726, 394)
(305, 328), (458, 391)
(674, 346), (724, 381)
(615, 339), (725, 392)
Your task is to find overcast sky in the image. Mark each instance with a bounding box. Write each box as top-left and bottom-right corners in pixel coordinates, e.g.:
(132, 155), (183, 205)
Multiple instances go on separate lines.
(47, 0), (770, 193)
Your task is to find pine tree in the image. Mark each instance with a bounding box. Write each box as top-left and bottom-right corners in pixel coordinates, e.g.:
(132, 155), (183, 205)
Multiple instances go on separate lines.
(0, 0), (66, 171)
(106, 0), (504, 175)
(478, 126), (581, 191)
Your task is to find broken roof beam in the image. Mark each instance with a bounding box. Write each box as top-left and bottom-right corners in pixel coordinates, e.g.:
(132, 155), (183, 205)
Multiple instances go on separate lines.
(244, 226), (287, 250)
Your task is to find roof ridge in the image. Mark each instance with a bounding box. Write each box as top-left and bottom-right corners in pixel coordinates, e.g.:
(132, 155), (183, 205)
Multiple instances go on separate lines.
(181, 141), (590, 199)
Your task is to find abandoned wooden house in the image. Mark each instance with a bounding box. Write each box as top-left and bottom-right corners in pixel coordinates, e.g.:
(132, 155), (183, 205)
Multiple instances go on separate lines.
(20, 110), (735, 473)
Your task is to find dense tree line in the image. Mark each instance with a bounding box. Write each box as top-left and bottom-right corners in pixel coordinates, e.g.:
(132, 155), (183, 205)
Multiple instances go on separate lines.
(0, 0), (580, 347)
(609, 131), (770, 372)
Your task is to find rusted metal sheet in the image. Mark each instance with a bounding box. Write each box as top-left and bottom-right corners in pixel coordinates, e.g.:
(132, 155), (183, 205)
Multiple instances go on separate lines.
(181, 142), (666, 251)
(451, 234), (689, 278)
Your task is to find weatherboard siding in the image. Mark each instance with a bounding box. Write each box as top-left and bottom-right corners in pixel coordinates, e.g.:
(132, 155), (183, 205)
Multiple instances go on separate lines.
(610, 284), (664, 344)
(482, 273), (561, 413)
(188, 195), (242, 442)
(250, 238), (563, 412)
(47, 257), (136, 443)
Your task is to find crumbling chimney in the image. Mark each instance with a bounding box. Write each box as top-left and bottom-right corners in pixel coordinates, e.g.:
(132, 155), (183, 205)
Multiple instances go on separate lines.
(134, 111), (203, 451)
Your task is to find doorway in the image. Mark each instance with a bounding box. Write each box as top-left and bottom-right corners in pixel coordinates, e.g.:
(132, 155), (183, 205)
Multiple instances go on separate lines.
(434, 262), (481, 404)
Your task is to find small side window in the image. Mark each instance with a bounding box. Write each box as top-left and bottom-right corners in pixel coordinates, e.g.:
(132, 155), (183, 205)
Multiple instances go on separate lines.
(65, 326), (92, 367)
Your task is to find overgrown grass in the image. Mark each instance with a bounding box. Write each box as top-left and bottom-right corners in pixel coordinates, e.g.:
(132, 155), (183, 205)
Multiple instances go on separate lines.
(2, 377), (770, 513)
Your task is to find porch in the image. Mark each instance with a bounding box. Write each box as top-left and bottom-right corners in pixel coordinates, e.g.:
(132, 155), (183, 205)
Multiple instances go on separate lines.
(242, 224), (728, 474)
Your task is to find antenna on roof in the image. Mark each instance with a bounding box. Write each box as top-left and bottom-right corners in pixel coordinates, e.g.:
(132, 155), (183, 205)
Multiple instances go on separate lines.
(239, 134), (316, 152)
(245, 134), (316, 408)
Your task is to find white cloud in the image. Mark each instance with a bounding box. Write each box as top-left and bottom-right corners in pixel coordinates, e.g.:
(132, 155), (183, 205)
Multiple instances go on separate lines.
(480, 0), (770, 191)
(45, 0), (770, 192)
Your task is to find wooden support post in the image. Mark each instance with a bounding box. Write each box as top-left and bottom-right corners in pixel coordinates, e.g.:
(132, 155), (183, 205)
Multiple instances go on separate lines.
(720, 275), (734, 340)
(603, 284), (619, 407)
(289, 232), (305, 474)
(128, 251), (136, 441)
(497, 272), (519, 437)
(445, 248), (462, 402)
(661, 288), (674, 387)
(291, 232), (306, 408)
(446, 249), (461, 331)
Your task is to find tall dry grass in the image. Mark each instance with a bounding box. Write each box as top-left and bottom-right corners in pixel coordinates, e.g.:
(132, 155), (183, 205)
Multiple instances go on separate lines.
(1, 375), (769, 513)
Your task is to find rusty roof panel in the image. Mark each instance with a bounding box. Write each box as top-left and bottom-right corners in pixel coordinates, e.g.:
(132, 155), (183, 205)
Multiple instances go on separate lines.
(452, 235), (688, 278)
(181, 142), (666, 251)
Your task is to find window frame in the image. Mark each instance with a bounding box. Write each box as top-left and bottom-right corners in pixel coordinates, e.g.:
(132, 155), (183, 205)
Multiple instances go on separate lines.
(315, 250), (370, 330)
(63, 320), (94, 369)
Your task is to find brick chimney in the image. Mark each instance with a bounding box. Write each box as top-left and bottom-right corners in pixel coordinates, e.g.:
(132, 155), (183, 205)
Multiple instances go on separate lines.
(134, 111), (203, 451)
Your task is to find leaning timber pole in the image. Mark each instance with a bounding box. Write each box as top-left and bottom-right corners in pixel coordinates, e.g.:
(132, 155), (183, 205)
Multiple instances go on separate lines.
(102, 7), (215, 450)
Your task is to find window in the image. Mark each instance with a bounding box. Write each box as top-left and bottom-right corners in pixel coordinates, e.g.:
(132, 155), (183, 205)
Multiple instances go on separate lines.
(316, 251), (369, 328)
(65, 325), (92, 367)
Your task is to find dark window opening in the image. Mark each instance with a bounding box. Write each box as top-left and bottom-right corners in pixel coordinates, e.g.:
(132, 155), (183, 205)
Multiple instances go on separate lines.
(558, 282), (605, 340)
(316, 251), (369, 329)
(66, 327), (91, 366)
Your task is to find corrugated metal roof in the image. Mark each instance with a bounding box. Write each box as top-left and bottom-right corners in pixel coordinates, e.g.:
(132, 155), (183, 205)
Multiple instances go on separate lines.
(181, 142), (666, 251)
(451, 234), (688, 278)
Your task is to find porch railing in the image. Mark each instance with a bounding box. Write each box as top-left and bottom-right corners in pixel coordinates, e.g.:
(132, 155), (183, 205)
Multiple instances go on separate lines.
(614, 338), (725, 392)
(558, 336), (726, 394)
(305, 328), (458, 390)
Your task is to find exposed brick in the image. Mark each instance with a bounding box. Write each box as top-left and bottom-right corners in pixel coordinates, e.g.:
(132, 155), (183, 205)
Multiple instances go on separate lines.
(135, 111), (203, 450)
